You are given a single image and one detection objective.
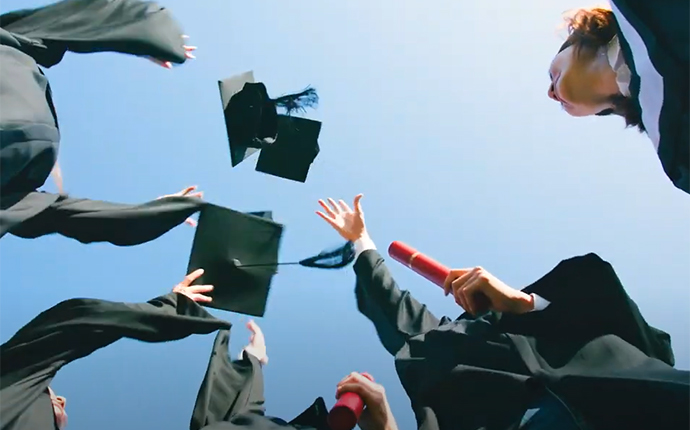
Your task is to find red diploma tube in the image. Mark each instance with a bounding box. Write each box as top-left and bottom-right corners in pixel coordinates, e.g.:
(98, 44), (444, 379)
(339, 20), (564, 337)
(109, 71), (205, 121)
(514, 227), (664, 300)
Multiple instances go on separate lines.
(328, 373), (374, 430)
(388, 241), (449, 287)
(388, 241), (491, 311)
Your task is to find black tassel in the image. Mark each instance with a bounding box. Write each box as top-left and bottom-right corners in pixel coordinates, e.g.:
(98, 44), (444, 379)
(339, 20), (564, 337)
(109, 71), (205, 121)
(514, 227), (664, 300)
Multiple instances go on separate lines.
(273, 87), (319, 115)
(298, 241), (355, 269)
(235, 241), (355, 270)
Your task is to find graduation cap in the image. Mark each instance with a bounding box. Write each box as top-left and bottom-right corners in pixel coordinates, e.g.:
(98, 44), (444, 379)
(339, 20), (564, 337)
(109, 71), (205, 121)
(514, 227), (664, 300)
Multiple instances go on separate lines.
(187, 204), (354, 317)
(218, 71), (322, 183)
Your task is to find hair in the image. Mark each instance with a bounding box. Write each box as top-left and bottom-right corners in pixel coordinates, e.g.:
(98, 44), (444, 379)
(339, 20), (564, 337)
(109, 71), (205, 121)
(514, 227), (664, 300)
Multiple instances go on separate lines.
(558, 8), (644, 132)
(273, 87), (319, 116)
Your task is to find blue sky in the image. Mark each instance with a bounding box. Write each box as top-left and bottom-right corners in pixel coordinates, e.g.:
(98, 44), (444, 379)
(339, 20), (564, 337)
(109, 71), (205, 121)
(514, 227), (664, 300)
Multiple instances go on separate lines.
(1, 1), (688, 429)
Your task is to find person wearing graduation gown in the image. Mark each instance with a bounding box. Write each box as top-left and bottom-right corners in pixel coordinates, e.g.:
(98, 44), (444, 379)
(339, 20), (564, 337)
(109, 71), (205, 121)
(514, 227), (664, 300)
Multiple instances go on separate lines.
(546, 2), (689, 194)
(0, 0), (205, 245)
(1, 266), (398, 430)
(0, 268), (226, 430)
(316, 194), (690, 430)
(190, 320), (399, 430)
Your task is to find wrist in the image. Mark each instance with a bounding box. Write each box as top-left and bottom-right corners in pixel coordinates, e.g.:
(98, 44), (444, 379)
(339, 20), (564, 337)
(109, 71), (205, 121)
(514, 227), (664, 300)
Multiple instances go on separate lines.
(514, 292), (535, 314)
(354, 233), (376, 258)
(356, 231), (372, 242)
(383, 403), (398, 430)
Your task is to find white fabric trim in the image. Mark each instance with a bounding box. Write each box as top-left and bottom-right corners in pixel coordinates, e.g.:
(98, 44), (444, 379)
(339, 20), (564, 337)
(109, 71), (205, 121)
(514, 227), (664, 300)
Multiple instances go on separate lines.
(606, 35), (632, 97)
(610, 2), (664, 151)
(529, 293), (551, 312)
(354, 236), (377, 260)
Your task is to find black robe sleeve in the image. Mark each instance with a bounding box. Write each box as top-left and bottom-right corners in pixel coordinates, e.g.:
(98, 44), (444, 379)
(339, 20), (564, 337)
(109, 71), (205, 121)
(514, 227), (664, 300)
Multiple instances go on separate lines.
(612, 0), (689, 194)
(500, 253), (675, 366)
(1, 292), (230, 430)
(356, 251), (689, 430)
(0, 0), (188, 68)
(0, 26), (202, 247)
(0, 39), (59, 197)
(353, 249), (441, 357)
(190, 330), (329, 430)
(2, 193), (205, 246)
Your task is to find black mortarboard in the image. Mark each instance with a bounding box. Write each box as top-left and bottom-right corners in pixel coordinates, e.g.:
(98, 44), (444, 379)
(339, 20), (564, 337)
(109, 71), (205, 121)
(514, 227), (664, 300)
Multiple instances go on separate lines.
(218, 70), (321, 183)
(255, 115), (322, 183)
(187, 204), (356, 317)
(187, 204), (284, 317)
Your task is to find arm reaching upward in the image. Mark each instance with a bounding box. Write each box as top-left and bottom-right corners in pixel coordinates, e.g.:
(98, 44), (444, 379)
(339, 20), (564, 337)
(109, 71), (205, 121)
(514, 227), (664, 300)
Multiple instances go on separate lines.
(316, 194), (440, 356)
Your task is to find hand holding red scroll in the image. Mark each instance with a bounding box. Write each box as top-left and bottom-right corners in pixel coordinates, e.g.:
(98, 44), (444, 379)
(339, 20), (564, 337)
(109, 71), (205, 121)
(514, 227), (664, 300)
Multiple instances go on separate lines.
(388, 241), (491, 313)
(329, 373), (374, 430)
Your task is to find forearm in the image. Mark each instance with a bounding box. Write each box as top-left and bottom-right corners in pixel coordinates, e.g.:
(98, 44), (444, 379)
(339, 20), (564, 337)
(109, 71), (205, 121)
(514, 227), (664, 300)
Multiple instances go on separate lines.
(2, 0), (188, 66)
(10, 195), (203, 246)
(353, 235), (440, 356)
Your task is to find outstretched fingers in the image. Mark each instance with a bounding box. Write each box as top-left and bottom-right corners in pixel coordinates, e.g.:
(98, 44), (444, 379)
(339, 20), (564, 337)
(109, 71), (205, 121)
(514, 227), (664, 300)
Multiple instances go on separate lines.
(181, 268), (205, 287)
(326, 198), (341, 214)
(187, 284), (213, 294)
(338, 199), (352, 213)
(247, 319), (261, 335)
(318, 199), (337, 218)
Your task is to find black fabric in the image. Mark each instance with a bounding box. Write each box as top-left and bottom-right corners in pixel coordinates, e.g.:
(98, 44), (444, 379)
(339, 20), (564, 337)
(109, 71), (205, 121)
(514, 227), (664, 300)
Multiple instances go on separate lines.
(191, 330), (329, 430)
(187, 204), (284, 317)
(296, 241), (355, 269)
(353, 250), (690, 430)
(255, 116), (321, 184)
(0, 0), (194, 245)
(0, 0), (188, 68)
(611, 0), (689, 193)
(4, 194), (205, 246)
(218, 72), (321, 184)
(219, 72), (273, 167)
(0, 292), (230, 430)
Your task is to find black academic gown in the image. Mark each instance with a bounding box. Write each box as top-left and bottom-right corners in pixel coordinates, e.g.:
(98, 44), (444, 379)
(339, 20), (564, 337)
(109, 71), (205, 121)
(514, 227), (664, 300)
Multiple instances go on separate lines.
(0, 292), (230, 430)
(354, 250), (690, 430)
(0, 0), (203, 245)
(611, 0), (689, 194)
(189, 330), (330, 430)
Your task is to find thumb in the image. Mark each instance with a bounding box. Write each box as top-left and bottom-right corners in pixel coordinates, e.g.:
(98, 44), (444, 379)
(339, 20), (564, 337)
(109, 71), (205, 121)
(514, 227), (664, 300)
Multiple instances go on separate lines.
(354, 194), (364, 214)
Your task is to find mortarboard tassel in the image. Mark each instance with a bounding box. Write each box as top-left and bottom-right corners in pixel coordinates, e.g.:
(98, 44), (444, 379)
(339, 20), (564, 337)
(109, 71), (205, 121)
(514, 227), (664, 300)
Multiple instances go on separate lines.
(235, 241), (355, 269)
(274, 87), (319, 116)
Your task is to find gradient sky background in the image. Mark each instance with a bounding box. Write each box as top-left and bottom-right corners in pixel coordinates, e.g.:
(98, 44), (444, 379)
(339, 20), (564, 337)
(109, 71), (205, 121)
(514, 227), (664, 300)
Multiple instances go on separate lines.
(1, 1), (688, 429)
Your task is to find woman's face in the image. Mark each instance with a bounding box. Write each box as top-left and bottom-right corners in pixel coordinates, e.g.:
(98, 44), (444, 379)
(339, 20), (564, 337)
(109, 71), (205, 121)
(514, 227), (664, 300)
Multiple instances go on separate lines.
(547, 45), (619, 117)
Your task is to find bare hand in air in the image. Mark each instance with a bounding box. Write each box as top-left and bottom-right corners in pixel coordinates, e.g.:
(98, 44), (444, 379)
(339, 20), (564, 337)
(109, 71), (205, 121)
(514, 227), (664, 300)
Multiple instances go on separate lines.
(172, 268), (214, 303)
(443, 267), (534, 316)
(336, 372), (399, 430)
(147, 34), (196, 69)
(241, 320), (269, 365)
(157, 185), (203, 227)
(316, 194), (367, 241)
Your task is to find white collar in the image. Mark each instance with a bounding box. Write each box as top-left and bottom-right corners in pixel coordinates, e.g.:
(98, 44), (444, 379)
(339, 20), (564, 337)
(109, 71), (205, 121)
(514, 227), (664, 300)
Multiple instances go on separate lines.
(606, 35), (632, 97)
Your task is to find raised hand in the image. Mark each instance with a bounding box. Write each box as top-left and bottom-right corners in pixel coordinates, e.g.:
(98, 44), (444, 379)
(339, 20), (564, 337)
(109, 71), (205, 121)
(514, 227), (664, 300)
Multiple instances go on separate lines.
(316, 194), (367, 241)
(146, 34), (196, 68)
(172, 268), (214, 303)
(157, 185), (204, 227)
(241, 320), (269, 365)
(336, 372), (399, 430)
(442, 267), (534, 315)
(48, 387), (68, 430)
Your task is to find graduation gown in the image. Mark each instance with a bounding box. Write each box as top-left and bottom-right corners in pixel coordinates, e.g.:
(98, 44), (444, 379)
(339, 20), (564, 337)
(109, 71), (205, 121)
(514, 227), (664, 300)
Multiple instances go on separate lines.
(189, 330), (330, 430)
(354, 250), (689, 430)
(611, 0), (689, 194)
(0, 292), (230, 430)
(0, 0), (199, 245)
